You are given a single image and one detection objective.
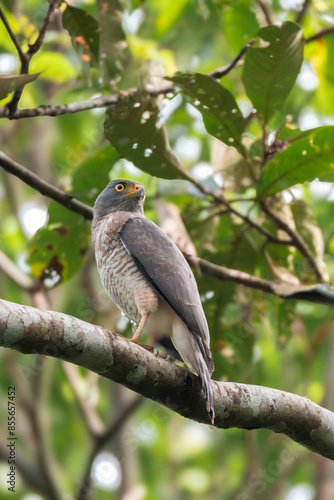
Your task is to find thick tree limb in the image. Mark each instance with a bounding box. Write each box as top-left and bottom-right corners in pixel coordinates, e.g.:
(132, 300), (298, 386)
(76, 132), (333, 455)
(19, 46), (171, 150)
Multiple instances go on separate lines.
(1, 298), (333, 460)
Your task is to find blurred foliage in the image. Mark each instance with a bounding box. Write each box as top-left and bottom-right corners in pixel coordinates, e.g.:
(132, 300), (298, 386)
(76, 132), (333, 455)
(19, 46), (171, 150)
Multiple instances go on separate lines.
(1, 0), (334, 499)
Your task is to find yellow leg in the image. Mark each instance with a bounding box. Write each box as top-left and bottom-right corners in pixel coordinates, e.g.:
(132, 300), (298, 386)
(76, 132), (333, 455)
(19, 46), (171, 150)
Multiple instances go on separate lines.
(129, 313), (149, 344)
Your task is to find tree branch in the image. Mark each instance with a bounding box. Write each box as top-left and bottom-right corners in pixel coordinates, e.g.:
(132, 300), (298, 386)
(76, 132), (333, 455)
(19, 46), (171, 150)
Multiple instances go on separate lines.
(0, 249), (35, 291)
(0, 151), (92, 219)
(208, 41), (256, 79)
(76, 396), (143, 500)
(2, 153), (334, 305)
(2, 0), (59, 114)
(0, 19), (331, 120)
(1, 298), (333, 460)
(255, 0), (273, 25)
(61, 362), (105, 437)
(0, 6), (25, 64)
(194, 256), (334, 305)
(0, 93), (125, 119)
(296, 0), (311, 24)
(0, 149), (293, 246)
(26, 0), (59, 57)
(0, 436), (54, 497)
(305, 25), (334, 43)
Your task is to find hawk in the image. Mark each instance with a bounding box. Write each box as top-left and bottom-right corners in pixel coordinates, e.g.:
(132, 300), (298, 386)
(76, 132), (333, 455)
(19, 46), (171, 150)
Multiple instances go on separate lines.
(92, 179), (215, 422)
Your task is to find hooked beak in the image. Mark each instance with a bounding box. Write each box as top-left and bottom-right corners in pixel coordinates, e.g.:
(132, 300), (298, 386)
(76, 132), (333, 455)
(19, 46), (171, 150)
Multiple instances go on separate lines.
(123, 184), (146, 201)
(134, 186), (146, 201)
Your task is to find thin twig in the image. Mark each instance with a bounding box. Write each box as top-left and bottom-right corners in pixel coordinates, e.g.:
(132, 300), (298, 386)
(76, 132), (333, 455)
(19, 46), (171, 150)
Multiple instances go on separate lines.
(256, 0), (273, 25)
(27, 0), (59, 57)
(0, 42), (256, 119)
(0, 150), (292, 246)
(305, 25), (334, 43)
(0, 249), (35, 290)
(0, 5), (25, 63)
(0, 93), (125, 119)
(4, 0), (59, 114)
(76, 396), (143, 500)
(62, 362), (105, 436)
(296, 0), (312, 24)
(209, 41), (256, 79)
(0, 151), (93, 219)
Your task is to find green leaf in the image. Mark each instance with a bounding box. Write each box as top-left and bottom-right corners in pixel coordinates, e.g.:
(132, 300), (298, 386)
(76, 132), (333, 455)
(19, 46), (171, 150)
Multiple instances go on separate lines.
(30, 52), (77, 83)
(169, 73), (245, 153)
(27, 204), (91, 285)
(154, 0), (190, 38)
(62, 5), (99, 66)
(242, 21), (304, 123)
(0, 73), (40, 100)
(223, 0), (259, 53)
(97, 0), (127, 83)
(104, 92), (188, 180)
(257, 126), (334, 198)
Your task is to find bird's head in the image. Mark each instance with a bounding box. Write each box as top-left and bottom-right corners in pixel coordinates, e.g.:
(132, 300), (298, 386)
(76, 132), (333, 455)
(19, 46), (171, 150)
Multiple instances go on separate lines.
(93, 179), (146, 221)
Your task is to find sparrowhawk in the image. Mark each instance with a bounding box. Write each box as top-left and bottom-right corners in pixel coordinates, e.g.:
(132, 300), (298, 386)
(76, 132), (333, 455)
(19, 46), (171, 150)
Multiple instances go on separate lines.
(92, 179), (215, 422)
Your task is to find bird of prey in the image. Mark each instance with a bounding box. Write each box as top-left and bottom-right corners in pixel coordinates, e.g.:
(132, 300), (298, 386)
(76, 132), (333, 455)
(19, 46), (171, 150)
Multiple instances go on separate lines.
(92, 179), (215, 422)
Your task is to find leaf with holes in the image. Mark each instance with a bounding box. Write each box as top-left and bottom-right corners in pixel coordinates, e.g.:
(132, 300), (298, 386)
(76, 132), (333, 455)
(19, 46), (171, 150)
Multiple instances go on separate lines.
(62, 5), (99, 66)
(104, 92), (188, 180)
(170, 73), (245, 153)
(243, 21), (303, 123)
(27, 204), (91, 285)
(0, 73), (40, 100)
(257, 127), (334, 199)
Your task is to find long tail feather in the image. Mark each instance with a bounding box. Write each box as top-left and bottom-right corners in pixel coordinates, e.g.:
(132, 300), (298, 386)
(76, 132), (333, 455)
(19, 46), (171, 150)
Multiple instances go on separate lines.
(189, 333), (215, 423)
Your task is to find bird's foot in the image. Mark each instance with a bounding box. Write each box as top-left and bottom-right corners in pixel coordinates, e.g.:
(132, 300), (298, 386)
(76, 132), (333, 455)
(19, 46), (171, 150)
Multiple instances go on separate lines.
(155, 351), (177, 362)
(129, 339), (154, 353)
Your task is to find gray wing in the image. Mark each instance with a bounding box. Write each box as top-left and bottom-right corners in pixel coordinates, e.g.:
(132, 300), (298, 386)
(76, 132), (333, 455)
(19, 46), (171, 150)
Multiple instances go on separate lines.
(120, 216), (215, 419)
(119, 216), (210, 345)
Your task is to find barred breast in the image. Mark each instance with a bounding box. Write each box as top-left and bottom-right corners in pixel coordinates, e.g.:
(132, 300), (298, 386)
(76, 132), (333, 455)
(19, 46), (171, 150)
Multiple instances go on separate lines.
(92, 213), (158, 324)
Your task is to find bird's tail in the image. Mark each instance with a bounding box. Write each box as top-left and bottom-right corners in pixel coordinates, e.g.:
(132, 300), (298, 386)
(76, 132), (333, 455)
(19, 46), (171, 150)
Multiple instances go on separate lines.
(189, 332), (215, 423)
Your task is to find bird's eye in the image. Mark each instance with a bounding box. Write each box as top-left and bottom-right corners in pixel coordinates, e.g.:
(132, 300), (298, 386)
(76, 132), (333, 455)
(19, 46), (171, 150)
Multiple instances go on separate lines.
(135, 185), (141, 191)
(115, 184), (125, 192)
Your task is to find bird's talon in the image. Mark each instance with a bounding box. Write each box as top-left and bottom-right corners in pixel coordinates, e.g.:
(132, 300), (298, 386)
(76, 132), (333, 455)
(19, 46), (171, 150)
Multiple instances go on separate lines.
(157, 351), (168, 359)
(141, 343), (154, 352)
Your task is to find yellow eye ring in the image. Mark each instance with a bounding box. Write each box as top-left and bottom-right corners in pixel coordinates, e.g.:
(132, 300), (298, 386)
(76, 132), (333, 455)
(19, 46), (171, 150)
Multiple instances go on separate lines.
(115, 183), (125, 192)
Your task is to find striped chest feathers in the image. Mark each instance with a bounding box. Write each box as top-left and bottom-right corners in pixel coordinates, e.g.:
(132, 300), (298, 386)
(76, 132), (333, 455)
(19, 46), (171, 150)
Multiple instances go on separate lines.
(93, 213), (158, 323)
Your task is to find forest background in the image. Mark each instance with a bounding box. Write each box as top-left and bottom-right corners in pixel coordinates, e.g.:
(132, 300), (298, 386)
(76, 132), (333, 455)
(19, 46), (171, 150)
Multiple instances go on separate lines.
(1, 0), (334, 499)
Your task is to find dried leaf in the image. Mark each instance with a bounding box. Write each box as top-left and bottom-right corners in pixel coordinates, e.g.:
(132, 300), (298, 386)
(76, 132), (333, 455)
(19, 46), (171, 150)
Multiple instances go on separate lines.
(264, 247), (300, 285)
(155, 198), (200, 272)
(0, 73), (40, 100)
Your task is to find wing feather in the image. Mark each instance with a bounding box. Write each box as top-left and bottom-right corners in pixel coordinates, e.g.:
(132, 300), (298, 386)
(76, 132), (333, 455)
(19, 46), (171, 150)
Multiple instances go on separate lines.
(119, 216), (210, 346)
